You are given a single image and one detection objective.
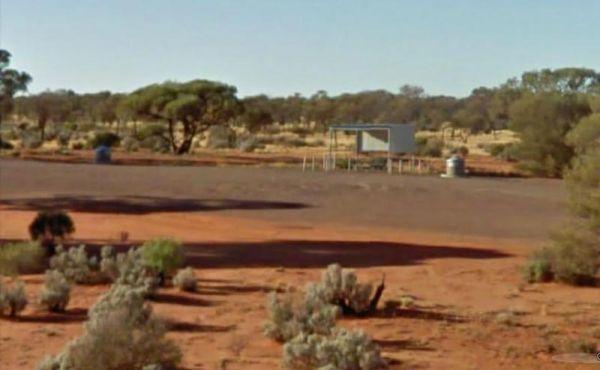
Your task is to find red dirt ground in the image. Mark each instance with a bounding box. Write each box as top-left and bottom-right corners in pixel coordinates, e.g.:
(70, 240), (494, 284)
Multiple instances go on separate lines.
(0, 159), (598, 370)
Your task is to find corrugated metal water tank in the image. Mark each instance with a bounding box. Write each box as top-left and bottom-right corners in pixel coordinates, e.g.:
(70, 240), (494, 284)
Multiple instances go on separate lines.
(445, 155), (465, 177)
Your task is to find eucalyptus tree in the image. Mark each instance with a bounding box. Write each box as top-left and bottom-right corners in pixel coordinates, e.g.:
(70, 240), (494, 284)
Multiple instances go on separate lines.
(122, 80), (242, 154)
(0, 49), (32, 125)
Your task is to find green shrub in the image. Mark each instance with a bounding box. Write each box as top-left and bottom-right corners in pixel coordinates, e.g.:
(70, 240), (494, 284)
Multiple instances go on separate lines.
(89, 131), (120, 148)
(172, 267), (197, 292)
(49, 245), (93, 284)
(141, 238), (183, 279)
(0, 241), (45, 275)
(283, 329), (387, 370)
(39, 284), (182, 370)
(40, 270), (71, 312)
(547, 228), (599, 286)
(525, 227), (599, 286)
(0, 279), (28, 316)
(564, 148), (600, 229)
(71, 142), (84, 150)
(29, 211), (75, 252)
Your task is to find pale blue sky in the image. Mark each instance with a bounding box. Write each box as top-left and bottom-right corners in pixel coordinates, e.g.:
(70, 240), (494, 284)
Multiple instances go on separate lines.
(2, 0), (599, 97)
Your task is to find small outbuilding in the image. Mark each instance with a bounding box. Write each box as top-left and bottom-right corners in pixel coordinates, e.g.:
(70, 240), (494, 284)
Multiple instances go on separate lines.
(328, 123), (416, 157)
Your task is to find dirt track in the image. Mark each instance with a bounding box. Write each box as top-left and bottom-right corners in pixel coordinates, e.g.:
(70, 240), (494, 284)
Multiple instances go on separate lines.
(0, 159), (566, 242)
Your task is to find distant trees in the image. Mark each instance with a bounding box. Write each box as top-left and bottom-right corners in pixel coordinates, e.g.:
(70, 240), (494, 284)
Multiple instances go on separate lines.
(15, 90), (76, 141)
(0, 49), (31, 125)
(508, 92), (590, 177)
(525, 96), (600, 285)
(520, 68), (600, 94)
(121, 80), (241, 154)
(5, 65), (600, 179)
(14, 90), (124, 141)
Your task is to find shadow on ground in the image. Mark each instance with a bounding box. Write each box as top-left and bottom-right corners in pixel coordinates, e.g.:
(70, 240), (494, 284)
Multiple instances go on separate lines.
(166, 321), (235, 333)
(0, 195), (309, 215)
(0, 238), (511, 270)
(1, 308), (88, 323)
(151, 292), (219, 307)
(181, 239), (511, 269)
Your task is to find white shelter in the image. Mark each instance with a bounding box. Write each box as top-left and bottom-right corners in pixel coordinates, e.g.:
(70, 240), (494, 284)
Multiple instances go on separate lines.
(328, 123), (416, 157)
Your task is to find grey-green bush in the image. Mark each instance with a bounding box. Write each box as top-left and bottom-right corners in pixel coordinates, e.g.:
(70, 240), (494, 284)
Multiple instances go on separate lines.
(40, 270), (71, 312)
(172, 267), (197, 292)
(283, 329), (387, 370)
(316, 264), (374, 314)
(99, 245), (119, 282)
(49, 245), (93, 284)
(263, 290), (339, 343)
(0, 279), (28, 316)
(38, 284), (181, 370)
(115, 248), (158, 297)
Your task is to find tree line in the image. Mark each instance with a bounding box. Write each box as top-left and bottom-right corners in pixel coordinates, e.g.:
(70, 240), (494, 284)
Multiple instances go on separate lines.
(1, 48), (599, 177)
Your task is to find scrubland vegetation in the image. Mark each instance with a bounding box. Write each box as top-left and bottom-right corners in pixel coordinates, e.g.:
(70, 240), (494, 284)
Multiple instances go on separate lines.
(264, 264), (387, 369)
(1, 47), (599, 369)
(524, 96), (600, 285)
